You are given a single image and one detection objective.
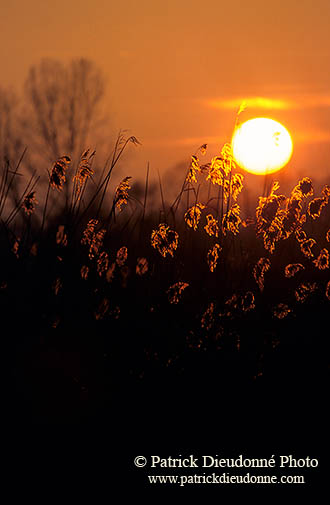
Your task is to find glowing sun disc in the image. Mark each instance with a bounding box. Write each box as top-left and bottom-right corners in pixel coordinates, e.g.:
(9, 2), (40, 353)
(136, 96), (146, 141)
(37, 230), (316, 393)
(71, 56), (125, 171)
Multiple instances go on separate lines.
(232, 118), (293, 175)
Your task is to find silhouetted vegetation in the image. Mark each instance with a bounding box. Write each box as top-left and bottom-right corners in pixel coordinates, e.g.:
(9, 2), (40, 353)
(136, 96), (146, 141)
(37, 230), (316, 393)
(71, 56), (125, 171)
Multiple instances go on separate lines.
(3, 132), (329, 429)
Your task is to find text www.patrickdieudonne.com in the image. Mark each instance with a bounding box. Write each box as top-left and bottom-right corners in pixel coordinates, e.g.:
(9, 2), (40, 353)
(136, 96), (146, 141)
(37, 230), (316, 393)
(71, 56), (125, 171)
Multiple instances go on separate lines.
(133, 454), (319, 486)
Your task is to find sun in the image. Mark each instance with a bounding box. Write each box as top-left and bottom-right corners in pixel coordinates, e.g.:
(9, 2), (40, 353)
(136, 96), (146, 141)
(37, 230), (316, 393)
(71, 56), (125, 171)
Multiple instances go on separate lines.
(231, 118), (293, 175)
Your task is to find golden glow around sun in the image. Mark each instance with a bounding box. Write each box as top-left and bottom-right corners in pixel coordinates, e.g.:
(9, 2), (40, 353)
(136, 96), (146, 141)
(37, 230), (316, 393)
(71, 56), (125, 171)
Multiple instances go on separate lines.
(232, 118), (293, 175)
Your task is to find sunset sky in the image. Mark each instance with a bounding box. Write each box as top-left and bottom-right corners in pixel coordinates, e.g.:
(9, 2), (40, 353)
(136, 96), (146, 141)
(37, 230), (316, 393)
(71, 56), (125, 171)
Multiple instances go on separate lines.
(1, 0), (330, 190)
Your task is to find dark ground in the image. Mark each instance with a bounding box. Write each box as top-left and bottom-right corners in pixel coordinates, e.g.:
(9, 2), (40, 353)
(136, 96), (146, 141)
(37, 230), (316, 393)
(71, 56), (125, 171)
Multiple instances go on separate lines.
(2, 216), (329, 495)
(6, 297), (329, 495)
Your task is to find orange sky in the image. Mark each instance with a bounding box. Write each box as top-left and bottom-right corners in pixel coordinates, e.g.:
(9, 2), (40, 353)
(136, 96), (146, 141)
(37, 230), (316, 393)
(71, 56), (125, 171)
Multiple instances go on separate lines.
(1, 0), (330, 192)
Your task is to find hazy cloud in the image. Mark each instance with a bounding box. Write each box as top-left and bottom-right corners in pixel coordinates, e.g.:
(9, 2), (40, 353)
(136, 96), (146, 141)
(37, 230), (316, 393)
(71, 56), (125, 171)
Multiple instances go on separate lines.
(208, 97), (293, 111)
(206, 94), (330, 111)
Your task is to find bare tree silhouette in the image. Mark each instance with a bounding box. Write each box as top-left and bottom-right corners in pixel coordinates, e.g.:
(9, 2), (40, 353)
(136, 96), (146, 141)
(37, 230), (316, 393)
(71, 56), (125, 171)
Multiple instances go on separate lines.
(0, 86), (27, 215)
(0, 86), (24, 163)
(22, 58), (106, 163)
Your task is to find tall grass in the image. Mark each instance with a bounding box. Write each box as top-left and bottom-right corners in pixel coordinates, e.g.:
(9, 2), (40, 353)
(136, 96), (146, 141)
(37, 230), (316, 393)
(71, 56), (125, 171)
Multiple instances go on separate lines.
(2, 132), (330, 421)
